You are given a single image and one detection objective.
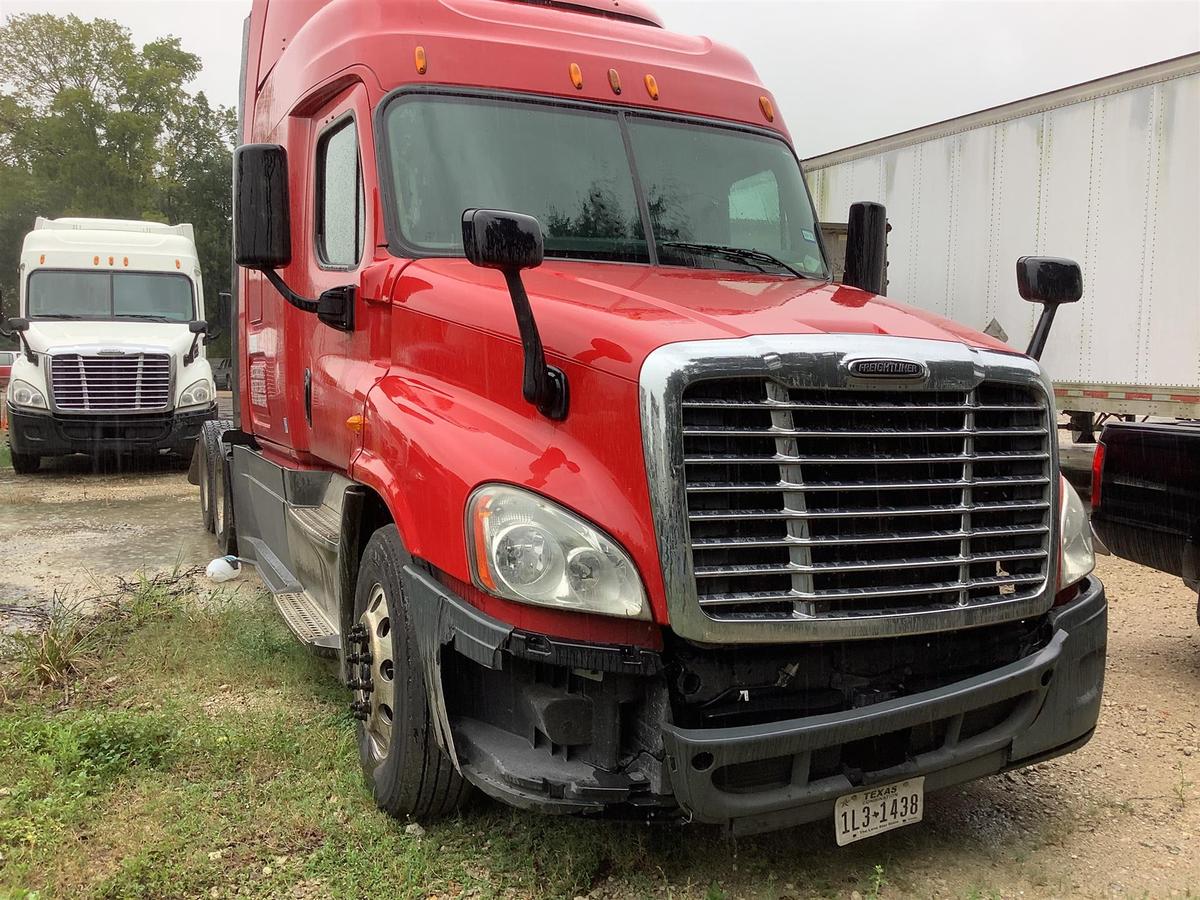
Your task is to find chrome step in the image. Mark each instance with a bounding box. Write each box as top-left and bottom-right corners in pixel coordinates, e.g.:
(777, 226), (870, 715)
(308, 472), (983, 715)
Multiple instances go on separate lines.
(273, 591), (340, 656)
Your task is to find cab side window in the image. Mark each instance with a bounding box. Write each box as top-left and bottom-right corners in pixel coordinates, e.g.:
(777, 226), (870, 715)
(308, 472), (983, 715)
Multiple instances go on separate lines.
(316, 119), (365, 268)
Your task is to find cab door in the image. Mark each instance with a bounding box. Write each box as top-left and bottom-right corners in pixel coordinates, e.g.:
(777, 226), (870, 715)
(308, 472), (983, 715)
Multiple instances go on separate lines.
(301, 82), (390, 471)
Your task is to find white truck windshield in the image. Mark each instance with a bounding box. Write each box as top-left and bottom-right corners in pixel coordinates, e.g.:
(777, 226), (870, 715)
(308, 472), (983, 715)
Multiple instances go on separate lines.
(383, 94), (828, 279)
(27, 271), (195, 322)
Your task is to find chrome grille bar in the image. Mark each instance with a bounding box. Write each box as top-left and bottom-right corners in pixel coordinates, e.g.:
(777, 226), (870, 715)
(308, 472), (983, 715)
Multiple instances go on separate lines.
(680, 377), (1053, 624)
(50, 353), (173, 412)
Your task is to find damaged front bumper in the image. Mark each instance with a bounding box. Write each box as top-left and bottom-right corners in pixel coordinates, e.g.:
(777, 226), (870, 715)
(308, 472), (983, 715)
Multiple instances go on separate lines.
(401, 559), (1106, 835)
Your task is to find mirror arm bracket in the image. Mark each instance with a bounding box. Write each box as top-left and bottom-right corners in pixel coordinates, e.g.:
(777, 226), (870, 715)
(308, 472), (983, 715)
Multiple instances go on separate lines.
(502, 269), (568, 421)
(1025, 303), (1059, 361)
(262, 268), (321, 314)
(260, 268), (354, 332)
(184, 333), (201, 366)
(1, 323), (38, 365)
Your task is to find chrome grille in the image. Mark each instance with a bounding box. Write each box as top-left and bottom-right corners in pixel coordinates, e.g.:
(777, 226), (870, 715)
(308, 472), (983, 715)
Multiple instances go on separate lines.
(50, 353), (172, 412)
(681, 379), (1053, 622)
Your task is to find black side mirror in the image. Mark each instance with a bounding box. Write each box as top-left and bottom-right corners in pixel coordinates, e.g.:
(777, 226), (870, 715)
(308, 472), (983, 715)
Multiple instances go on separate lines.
(843, 201), (888, 295)
(234, 144), (354, 333)
(463, 209), (545, 271)
(189, 320), (208, 335)
(461, 209), (566, 420)
(234, 143), (292, 270)
(218, 291), (232, 329)
(1016, 256), (1082, 360)
(4, 317), (35, 363)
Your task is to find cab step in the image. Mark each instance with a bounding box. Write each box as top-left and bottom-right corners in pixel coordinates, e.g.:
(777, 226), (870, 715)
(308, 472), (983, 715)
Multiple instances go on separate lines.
(273, 591), (341, 657)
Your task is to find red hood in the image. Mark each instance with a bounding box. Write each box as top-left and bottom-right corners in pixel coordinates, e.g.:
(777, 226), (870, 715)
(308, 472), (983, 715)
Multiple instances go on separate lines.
(393, 259), (1019, 381)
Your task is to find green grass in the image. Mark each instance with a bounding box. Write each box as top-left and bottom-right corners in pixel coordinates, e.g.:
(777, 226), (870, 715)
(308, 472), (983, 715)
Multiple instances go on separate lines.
(0, 579), (1045, 899)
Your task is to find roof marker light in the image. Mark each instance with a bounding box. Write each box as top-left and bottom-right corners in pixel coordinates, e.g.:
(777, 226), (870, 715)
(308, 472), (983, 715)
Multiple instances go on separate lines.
(93, 256), (100, 266)
(759, 95), (775, 122)
(39, 254), (45, 264)
(108, 256), (114, 266)
(644, 74), (659, 100)
(123, 257), (129, 267)
(569, 62), (584, 90)
(175, 259), (181, 269)
(414, 46), (427, 75)
(608, 68), (622, 95)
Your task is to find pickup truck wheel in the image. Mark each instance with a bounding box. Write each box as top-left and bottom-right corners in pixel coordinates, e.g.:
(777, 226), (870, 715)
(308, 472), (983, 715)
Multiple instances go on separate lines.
(350, 525), (469, 821)
(10, 452), (40, 475)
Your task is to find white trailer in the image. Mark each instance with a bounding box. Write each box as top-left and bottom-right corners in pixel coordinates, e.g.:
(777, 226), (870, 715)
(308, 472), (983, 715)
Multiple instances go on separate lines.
(805, 53), (1200, 428)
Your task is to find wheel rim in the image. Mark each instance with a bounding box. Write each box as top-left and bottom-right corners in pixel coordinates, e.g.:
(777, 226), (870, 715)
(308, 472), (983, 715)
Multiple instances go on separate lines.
(358, 583), (396, 761)
(213, 456), (226, 535)
(199, 448), (210, 518)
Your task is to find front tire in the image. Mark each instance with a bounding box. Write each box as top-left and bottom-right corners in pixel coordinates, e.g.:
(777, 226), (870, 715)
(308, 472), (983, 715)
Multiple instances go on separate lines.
(10, 451), (40, 474)
(349, 525), (469, 821)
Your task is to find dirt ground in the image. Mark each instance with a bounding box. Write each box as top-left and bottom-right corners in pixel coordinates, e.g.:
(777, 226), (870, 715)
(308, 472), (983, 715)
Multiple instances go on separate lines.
(0, 459), (1197, 897)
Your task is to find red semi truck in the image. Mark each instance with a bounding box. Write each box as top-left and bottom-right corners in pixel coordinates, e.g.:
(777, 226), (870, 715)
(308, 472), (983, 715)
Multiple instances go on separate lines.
(195, 0), (1107, 839)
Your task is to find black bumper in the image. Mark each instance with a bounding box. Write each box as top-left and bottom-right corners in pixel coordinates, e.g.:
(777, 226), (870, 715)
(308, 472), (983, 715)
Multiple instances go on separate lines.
(662, 577), (1106, 834)
(7, 405), (216, 457)
(403, 564), (1106, 835)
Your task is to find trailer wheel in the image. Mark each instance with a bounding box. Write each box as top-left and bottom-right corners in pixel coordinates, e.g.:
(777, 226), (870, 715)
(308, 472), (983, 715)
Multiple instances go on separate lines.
(10, 451), (40, 475)
(213, 445), (237, 557)
(349, 525), (470, 821)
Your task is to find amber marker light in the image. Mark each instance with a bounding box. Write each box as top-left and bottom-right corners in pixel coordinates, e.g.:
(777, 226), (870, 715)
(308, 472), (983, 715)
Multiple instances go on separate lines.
(123, 257), (129, 267)
(345, 414), (365, 433)
(39, 254), (45, 264)
(759, 95), (775, 122)
(108, 256), (114, 266)
(414, 46), (427, 75)
(93, 256), (100, 265)
(644, 74), (659, 100)
(175, 259), (181, 269)
(608, 68), (622, 95)
(471, 499), (498, 591)
(569, 62), (584, 90)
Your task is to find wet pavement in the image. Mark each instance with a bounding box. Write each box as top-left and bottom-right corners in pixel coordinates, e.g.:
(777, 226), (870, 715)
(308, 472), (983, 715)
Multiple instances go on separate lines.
(0, 452), (215, 610)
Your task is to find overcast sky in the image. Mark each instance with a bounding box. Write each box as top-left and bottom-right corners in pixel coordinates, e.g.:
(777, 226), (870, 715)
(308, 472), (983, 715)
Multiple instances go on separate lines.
(4, 0), (1198, 156)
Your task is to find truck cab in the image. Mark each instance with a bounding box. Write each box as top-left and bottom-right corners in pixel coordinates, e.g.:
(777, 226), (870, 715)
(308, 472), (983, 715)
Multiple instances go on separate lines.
(201, 0), (1107, 839)
(3, 218), (217, 473)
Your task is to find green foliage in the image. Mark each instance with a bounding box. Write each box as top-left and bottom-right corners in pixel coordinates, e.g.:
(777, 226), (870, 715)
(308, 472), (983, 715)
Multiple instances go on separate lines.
(0, 13), (236, 348)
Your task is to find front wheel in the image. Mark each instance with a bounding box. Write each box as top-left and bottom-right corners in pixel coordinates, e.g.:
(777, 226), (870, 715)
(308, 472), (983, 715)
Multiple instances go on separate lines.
(348, 525), (470, 820)
(10, 451), (40, 474)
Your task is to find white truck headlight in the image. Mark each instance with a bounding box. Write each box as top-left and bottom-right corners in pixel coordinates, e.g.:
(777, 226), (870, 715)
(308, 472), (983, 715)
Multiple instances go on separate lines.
(467, 485), (649, 619)
(1058, 477), (1095, 592)
(8, 379), (47, 409)
(178, 378), (214, 410)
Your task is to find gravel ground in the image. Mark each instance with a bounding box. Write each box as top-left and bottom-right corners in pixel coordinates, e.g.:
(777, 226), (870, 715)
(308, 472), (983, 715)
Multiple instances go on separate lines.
(0, 459), (1197, 896)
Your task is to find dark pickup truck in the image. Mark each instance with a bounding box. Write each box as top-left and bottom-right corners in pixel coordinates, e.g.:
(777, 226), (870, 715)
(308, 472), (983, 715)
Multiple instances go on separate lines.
(1092, 421), (1200, 623)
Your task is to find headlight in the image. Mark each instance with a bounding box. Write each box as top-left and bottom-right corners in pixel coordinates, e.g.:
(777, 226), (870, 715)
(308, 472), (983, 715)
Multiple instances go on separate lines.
(467, 485), (649, 619)
(8, 379), (47, 409)
(1058, 476), (1095, 591)
(178, 378), (214, 410)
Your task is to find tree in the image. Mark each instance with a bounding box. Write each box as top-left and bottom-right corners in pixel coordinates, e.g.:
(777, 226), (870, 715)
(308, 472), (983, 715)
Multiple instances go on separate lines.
(0, 13), (235, 349)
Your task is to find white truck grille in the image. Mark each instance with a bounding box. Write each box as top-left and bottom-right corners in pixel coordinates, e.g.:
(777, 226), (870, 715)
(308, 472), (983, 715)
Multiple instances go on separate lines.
(681, 379), (1053, 622)
(50, 353), (173, 412)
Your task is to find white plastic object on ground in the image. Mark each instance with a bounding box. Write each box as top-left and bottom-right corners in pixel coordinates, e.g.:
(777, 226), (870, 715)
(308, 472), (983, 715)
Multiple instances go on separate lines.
(206, 555), (241, 582)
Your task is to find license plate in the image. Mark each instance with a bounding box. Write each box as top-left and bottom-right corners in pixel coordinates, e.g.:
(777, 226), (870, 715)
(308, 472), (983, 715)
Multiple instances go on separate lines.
(834, 776), (925, 846)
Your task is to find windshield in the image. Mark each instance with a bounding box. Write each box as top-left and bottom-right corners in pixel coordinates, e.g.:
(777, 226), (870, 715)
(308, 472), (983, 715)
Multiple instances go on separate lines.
(382, 94), (828, 279)
(26, 271), (195, 322)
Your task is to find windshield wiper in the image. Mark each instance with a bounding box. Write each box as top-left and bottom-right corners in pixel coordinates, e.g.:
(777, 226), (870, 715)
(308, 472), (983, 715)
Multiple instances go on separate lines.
(118, 314), (170, 322)
(34, 313), (84, 319)
(659, 241), (807, 279)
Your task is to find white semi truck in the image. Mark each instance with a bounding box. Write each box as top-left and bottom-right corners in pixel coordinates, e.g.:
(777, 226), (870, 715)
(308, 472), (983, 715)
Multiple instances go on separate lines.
(2, 217), (218, 473)
(806, 53), (1200, 440)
